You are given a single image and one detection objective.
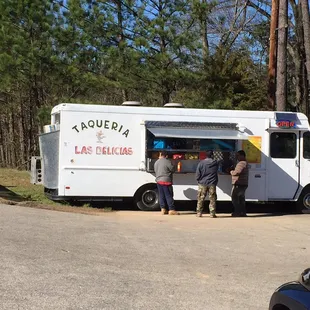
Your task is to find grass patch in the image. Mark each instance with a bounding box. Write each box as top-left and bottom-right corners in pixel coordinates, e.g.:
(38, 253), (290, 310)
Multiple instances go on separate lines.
(0, 168), (114, 215)
(0, 168), (55, 204)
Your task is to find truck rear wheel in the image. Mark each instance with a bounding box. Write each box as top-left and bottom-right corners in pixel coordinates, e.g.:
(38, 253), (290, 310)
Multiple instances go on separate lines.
(134, 185), (160, 211)
(296, 186), (310, 213)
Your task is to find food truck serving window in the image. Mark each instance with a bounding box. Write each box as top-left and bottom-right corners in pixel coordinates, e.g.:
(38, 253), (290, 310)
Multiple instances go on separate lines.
(145, 121), (247, 173)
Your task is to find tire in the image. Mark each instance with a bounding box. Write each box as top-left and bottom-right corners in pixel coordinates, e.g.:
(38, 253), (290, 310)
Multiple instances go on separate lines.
(272, 306), (290, 310)
(135, 185), (160, 211)
(296, 186), (310, 213)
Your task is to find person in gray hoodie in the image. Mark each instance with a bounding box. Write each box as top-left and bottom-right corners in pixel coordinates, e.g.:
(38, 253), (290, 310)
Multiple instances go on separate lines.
(195, 150), (219, 218)
(154, 151), (179, 215)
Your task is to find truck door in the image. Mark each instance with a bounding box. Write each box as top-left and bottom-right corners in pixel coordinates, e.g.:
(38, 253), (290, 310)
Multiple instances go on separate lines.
(299, 131), (310, 188)
(268, 131), (299, 200)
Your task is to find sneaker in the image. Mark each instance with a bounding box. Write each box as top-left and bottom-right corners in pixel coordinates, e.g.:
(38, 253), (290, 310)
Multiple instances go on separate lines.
(210, 214), (217, 218)
(168, 210), (180, 215)
(196, 213), (202, 217)
(161, 208), (168, 215)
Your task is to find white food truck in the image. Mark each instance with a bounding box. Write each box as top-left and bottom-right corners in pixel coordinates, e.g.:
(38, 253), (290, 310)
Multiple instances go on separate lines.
(31, 102), (310, 212)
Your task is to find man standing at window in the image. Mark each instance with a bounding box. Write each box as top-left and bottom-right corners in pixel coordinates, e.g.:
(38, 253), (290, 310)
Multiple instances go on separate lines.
(154, 151), (179, 215)
(196, 150), (219, 218)
(230, 150), (249, 217)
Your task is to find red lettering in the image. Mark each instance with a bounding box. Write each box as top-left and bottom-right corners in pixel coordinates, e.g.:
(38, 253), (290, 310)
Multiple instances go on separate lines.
(277, 120), (296, 128)
(75, 146), (81, 154)
(92, 146), (134, 155)
(81, 146), (87, 154)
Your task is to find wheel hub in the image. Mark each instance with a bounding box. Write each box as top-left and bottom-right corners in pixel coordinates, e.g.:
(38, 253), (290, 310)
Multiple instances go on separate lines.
(142, 190), (157, 206)
(303, 194), (310, 209)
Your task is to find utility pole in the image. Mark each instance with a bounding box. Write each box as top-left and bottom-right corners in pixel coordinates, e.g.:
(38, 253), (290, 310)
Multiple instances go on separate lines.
(276, 0), (288, 111)
(268, 0), (279, 110)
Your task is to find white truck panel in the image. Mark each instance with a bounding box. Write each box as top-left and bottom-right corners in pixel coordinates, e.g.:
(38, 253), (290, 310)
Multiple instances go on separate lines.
(35, 103), (310, 210)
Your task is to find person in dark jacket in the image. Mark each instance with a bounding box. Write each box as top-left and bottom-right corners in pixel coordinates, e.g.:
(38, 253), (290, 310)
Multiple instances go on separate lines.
(195, 150), (219, 218)
(154, 151), (179, 215)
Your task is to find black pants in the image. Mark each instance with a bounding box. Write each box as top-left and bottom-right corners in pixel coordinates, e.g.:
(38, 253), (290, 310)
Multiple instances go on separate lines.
(157, 184), (175, 210)
(231, 185), (247, 214)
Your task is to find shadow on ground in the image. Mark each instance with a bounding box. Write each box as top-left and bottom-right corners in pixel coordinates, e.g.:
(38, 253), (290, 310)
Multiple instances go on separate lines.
(0, 185), (25, 202)
(0, 183), (296, 217)
(97, 200), (295, 216)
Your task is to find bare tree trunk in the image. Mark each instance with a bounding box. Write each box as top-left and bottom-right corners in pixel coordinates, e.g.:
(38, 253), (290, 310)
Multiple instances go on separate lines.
(158, 0), (171, 105)
(0, 108), (5, 167)
(300, 0), (310, 115)
(288, 44), (303, 109)
(302, 63), (309, 116)
(200, 0), (209, 68)
(162, 89), (170, 105)
(268, 0), (279, 110)
(19, 95), (25, 163)
(115, 0), (129, 102)
(0, 99), (11, 167)
(201, 18), (209, 66)
(300, 0), (310, 78)
(276, 0), (288, 111)
(7, 109), (14, 167)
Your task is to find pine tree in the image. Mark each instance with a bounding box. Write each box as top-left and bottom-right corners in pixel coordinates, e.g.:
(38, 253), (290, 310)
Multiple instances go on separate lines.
(131, 0), (199, 105)
(0, 0), (61, 167)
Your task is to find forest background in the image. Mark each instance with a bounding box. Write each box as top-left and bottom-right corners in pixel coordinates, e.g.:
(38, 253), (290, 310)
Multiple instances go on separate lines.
(0, 0), (309, 169)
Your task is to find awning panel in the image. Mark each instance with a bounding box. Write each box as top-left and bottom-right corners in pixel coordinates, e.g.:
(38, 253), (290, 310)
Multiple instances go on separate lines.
(147, 127), (248, 140)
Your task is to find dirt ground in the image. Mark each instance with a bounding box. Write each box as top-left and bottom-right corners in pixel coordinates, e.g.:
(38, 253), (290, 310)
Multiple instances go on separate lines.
(1, 203), (310, 310)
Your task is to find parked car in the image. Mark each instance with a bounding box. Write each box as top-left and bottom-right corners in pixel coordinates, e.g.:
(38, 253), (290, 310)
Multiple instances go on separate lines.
(269, 268), (310, 310)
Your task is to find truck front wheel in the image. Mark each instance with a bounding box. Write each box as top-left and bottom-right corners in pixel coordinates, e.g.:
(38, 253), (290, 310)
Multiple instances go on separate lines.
(134, 185), (160, 211)
(296, 186), (310, 213)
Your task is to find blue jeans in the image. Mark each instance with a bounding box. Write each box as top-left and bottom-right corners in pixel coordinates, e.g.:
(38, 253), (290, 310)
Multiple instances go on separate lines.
(157, 184), (175, 210)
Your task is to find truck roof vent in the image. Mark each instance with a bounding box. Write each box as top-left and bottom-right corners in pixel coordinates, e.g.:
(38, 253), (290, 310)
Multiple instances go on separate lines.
(121, 101), (141, 106)
(164, 102), (184, 108)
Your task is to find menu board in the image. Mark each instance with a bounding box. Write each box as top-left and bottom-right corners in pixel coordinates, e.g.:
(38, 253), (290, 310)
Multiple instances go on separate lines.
(242, 136), (262, 164)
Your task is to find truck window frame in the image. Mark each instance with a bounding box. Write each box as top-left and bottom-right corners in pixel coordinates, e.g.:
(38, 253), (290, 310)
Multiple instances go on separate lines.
(270, 132), (297, 159)
(303, 132), (310, 159)
(52, 113), (60, 124)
